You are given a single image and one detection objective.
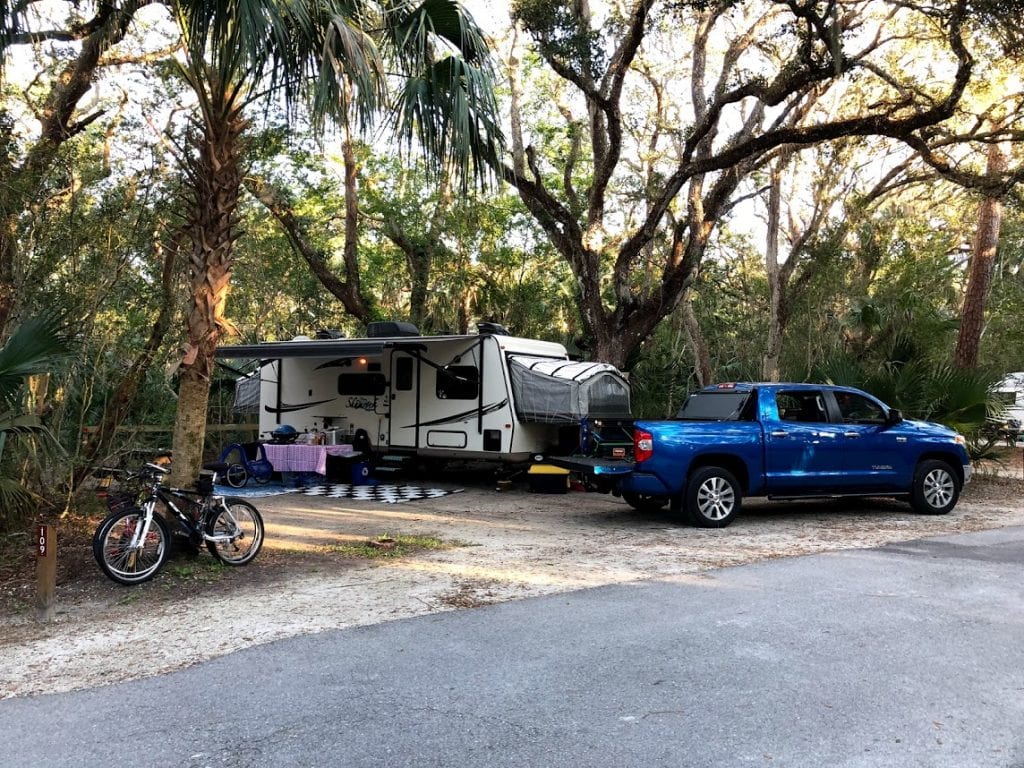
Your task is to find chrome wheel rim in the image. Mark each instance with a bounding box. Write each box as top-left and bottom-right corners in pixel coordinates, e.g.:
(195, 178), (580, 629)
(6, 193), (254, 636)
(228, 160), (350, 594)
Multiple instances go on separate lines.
(696, 477), (735, 520)
(923, 468), (954, 509)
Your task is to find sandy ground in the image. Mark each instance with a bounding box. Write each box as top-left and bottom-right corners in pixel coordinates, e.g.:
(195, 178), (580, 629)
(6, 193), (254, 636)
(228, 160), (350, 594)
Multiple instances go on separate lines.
(2, 467), (1023, 700)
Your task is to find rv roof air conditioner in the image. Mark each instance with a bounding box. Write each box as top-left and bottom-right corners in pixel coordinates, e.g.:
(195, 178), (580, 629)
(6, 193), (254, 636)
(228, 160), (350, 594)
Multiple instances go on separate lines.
(366, 321), (420, 338)
(477, 322), (510, 336)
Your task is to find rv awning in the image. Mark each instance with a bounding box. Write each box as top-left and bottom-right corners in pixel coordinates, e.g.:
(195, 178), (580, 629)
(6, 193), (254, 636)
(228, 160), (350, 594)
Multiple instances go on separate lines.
(216, 340), (388, 359)
(508, 355), (631, 424)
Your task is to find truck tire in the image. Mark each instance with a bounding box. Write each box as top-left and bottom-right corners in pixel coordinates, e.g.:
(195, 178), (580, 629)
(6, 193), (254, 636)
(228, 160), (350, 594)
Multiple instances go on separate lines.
(622, 492), (669, 513)
(910, 459), (959, 515)
(685, 466), (741, 528)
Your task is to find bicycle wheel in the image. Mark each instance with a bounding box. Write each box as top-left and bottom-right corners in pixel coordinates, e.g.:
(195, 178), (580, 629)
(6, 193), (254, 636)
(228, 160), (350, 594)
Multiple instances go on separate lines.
(205, 498), (264, 565)
(224, 463), (248, 488)
(93, 508), (171, 585)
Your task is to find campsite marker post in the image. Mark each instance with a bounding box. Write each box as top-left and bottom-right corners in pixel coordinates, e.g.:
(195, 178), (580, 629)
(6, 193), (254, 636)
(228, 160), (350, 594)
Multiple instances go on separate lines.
(36, 524), (56, 622)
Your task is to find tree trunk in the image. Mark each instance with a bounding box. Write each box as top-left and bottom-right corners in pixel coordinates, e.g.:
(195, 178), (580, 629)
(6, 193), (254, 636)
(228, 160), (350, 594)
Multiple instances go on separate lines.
(763, 162), (785, 382)
(246, 177), (373, 321)
(170, 82), (246, 488)
(954, 140), (1007, 369)
(681, 294), (712, 386)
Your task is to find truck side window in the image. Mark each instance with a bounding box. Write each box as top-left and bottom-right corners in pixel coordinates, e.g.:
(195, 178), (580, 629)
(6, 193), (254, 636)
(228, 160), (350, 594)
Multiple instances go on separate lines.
(835, 392), (885, 424)
(777, 391), (828, 423)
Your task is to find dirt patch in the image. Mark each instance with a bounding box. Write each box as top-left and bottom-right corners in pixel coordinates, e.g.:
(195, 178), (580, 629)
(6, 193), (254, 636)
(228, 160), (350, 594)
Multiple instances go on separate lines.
(2, 469), (1023, 699)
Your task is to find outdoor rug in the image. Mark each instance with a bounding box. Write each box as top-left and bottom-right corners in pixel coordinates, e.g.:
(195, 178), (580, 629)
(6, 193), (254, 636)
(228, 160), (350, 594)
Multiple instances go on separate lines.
(214, 483), (302, 498)
(297, 484), (464, 504)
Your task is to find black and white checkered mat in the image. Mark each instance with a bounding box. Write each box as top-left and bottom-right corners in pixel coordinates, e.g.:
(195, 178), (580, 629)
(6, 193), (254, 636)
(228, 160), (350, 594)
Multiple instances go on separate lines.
(298, 484), (463, 504)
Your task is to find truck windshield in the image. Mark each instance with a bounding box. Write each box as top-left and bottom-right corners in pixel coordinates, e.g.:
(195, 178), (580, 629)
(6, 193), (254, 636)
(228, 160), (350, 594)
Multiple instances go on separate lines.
(676, 392), (751, 421)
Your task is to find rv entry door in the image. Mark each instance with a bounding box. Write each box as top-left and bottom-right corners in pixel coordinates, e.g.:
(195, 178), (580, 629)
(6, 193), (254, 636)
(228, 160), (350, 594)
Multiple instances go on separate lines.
(389, 350), (419, 449)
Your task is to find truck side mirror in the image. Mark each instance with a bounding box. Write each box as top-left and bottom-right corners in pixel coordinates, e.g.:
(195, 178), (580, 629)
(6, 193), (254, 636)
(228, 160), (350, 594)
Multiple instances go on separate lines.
(886, 408), (903, 425)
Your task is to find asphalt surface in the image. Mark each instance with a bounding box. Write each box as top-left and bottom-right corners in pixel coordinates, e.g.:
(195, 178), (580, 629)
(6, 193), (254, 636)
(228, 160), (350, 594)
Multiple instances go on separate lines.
(2, 526), (1023, 768)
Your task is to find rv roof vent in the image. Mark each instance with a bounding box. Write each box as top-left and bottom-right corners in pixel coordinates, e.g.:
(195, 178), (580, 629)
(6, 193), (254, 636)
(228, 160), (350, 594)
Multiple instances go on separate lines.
(366, 321), (420, 338)
(315, 328), (345, 339)
(292, 335), (312, 341)
(477, 322), (510, 336)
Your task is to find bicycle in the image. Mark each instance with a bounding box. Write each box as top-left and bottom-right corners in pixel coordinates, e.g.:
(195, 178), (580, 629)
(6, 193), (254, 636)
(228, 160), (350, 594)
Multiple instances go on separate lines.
(92, 462), (265, 586)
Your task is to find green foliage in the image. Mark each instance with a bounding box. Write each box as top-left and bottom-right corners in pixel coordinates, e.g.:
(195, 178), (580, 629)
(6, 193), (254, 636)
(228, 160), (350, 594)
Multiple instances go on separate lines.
(0, 314), (73, 524)
(512, 0), (607, 81)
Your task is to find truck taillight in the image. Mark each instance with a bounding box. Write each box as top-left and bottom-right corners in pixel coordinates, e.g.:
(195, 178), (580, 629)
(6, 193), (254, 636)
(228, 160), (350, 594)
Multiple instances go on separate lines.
(635, 429), (654, 462)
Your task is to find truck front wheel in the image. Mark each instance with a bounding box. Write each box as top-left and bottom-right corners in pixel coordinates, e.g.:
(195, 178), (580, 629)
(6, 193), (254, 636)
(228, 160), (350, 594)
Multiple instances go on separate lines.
(686, 466), (741, 528)
(910, 459), (960, 515)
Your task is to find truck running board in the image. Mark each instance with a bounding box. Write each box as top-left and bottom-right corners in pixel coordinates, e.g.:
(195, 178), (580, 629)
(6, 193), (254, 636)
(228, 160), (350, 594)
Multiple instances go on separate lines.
(767, 492), (911, 501)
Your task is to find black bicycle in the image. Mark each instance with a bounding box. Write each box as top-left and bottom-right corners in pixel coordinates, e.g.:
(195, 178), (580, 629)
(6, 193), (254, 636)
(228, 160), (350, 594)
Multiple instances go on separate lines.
(93, 462), (264, 585)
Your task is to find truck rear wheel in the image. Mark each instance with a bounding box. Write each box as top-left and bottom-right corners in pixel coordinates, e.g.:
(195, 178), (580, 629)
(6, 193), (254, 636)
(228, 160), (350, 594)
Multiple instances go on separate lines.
(910, 459), (959, 515)
(686, 466), (741, 528)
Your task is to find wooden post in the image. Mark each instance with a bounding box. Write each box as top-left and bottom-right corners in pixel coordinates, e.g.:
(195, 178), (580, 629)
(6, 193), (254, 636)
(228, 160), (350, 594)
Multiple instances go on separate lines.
(35, 524), (56, 622)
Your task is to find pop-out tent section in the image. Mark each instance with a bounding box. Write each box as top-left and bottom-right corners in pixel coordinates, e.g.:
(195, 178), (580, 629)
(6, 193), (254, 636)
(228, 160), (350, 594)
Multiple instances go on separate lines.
(507, 356), (630, 424)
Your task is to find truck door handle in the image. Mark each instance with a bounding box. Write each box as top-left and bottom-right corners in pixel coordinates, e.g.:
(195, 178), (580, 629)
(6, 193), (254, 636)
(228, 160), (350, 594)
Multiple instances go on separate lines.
(770, 430), (788, 438)
(844, 432), (859, 438)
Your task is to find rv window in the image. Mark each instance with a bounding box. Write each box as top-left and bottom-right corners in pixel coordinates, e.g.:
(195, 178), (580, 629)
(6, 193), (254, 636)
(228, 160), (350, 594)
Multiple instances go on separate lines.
(437, 365), (479, 400)
(395, 357), (414, 391)
(337, 373), (386, 396)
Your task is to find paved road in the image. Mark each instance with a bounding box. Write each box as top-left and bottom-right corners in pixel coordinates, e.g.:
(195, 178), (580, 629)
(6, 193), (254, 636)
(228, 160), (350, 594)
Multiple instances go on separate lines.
(3, 526), (1023, 768)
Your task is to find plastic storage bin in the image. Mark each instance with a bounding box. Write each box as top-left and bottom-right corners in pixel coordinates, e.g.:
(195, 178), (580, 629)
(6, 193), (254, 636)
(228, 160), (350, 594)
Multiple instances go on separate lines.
(527, 464), (570, 494)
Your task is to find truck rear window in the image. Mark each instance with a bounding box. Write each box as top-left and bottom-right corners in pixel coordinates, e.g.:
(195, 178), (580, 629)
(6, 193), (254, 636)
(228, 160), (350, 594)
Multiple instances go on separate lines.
(676, 392), (752, 421)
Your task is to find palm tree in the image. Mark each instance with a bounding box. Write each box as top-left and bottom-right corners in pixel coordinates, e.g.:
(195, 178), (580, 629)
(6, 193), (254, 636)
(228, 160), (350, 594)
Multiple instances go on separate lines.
(168, 0), (504, 486)
(0, 314), (71, 516)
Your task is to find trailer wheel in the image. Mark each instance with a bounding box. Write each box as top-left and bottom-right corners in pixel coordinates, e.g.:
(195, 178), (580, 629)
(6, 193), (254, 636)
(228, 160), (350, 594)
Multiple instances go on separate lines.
(622, 492), (668, 513)
(685, 466), (741, 528)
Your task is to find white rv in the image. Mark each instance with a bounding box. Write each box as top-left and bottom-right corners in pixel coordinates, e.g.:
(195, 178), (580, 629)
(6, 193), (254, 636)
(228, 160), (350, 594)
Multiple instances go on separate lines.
(994, 372), (1024, 442)
(216, 323), (630, 463)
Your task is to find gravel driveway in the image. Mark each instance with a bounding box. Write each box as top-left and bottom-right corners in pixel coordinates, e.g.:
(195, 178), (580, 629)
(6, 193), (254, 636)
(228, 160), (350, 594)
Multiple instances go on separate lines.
(2, 471), (1023, 699)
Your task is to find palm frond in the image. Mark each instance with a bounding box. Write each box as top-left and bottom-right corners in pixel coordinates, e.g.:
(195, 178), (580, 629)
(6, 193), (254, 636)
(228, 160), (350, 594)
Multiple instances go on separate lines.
(394, 56), (503, 188)
(315, 13), (387, 128)
(382, 0), (503, 186)
(0, 314), (72, 410)
(0, 476), (34, 523)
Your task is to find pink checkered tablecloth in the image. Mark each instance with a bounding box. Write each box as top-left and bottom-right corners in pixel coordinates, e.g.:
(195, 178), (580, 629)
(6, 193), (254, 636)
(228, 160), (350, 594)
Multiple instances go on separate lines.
(263, 444), (355, 475)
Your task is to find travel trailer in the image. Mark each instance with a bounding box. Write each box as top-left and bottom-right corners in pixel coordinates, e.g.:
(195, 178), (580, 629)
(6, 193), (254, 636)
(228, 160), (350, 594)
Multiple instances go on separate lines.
(995, 372), (1024, 421)
(215, 323), (631, 463)
(994, 372), (1024, 444)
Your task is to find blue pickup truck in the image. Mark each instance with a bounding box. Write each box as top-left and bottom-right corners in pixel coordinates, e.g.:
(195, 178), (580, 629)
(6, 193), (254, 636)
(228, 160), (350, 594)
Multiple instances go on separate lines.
(563, 382), (972, 528)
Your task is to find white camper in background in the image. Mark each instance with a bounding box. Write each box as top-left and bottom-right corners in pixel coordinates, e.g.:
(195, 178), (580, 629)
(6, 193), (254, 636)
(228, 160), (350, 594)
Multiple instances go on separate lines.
(995, 372), (1024, 421)
(994, 372), (1024, 444)
(216, 323), (631, 463)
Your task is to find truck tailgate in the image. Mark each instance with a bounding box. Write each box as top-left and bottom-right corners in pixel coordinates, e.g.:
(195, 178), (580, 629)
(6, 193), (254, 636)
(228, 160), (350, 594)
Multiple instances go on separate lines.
(545, 456), (635, 476)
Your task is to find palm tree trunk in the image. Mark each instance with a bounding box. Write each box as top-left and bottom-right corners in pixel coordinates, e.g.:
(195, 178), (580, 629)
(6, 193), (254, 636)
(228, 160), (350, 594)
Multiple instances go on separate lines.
(170, 82), (246, 488)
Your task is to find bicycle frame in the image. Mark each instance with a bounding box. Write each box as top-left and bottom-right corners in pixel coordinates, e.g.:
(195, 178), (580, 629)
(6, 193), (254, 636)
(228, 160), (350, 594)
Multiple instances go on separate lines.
(129, 464), (243, 546)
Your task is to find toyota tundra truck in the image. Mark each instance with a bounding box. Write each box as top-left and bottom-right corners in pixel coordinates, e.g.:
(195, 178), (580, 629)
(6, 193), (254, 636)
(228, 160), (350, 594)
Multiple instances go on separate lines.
(555, 382), (972, 528)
